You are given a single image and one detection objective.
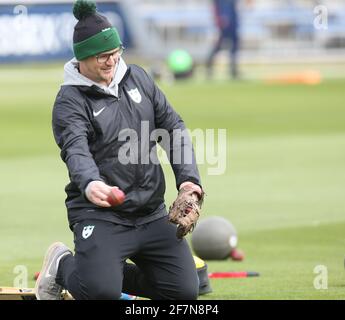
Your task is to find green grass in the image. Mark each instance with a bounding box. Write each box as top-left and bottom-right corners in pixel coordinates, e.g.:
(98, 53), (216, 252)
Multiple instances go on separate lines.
(0, 64), (345, 299)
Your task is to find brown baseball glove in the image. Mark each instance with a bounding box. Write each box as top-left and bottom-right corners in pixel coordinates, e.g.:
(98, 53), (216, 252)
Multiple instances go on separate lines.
(168, 183), (205, 239)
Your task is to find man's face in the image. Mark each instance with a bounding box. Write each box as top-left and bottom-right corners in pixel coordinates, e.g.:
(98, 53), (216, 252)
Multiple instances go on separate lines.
(79, 47), (123, 86)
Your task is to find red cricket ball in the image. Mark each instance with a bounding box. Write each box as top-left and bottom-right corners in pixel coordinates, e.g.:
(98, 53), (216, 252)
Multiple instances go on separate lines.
(107, 187), (125, 207)
(230, 248), (245, 261)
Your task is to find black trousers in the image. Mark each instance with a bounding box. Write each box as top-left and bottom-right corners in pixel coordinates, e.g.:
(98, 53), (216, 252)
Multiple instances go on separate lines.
(56, 216), (199, 300)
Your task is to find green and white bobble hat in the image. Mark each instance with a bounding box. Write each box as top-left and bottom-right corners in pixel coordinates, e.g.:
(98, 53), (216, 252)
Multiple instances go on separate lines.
(72, 0), (122, 61)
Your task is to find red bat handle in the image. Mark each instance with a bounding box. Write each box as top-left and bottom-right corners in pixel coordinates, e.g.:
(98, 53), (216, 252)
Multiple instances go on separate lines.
(208, 272), (259, 278)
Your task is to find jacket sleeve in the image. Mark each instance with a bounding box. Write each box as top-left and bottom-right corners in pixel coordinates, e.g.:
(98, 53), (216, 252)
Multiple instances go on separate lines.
(141, 69), (202, 190)
(52, 89), (103, 194)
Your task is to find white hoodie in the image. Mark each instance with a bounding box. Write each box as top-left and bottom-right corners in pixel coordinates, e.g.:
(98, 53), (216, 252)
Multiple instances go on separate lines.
(62, 57), (128, 97)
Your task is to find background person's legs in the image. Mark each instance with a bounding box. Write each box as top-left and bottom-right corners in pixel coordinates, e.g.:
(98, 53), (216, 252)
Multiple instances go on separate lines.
(206, 30), (225, 78)
(229, 26), (240, 79)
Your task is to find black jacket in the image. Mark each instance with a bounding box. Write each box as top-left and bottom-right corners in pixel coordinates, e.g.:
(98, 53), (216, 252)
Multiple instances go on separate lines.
(52, 64), (201, 228)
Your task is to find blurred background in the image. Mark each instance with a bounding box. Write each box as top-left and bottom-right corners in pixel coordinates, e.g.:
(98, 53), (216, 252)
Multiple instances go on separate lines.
(1, 0), (345, 299)
(1, 0), (345, 75)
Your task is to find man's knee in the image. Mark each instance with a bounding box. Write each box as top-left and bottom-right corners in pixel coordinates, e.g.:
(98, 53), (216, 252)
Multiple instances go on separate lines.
(174, 280), (199, 300)
(160, 276), (199, 300)
(81, 279), (122, 300)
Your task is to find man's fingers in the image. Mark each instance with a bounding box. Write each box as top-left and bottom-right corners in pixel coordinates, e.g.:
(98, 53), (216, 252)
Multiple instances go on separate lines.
(89, 190), (111, 207)
(93, 190), (109, 199)
(91, 196), (111, 207)
(85, 181), (122, 207)
(97, 200), (112, 207)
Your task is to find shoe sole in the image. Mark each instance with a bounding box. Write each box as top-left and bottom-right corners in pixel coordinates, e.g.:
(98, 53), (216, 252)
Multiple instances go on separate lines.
(35, 242), (65, 300)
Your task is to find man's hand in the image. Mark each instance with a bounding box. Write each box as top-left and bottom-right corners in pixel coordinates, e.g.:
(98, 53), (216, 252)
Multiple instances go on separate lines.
(169, 182), (205, 239)
(179, 182), (202, 201)
(85, 181), (114, 207)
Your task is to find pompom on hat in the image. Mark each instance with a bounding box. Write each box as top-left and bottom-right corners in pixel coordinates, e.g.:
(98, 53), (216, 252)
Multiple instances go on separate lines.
(72, 0), (122, 61)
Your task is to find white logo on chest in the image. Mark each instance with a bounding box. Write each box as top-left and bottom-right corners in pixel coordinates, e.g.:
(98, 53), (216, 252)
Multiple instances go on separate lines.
(127, 88), (142, 104)
(93, 107), (106, 117)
